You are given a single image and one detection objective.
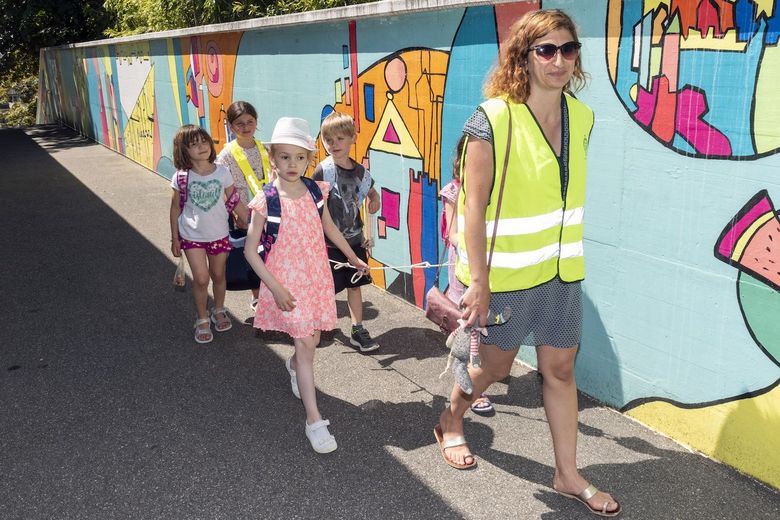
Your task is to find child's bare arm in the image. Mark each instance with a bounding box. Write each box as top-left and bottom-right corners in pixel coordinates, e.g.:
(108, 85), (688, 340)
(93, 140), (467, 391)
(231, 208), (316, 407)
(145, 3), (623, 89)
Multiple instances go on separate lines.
(244, 214), (296, 311)
(444, 199), (458, 247)
(170, 189), (182, 257)
(367, 187), (380, 214)
(234, 201), (249, 228)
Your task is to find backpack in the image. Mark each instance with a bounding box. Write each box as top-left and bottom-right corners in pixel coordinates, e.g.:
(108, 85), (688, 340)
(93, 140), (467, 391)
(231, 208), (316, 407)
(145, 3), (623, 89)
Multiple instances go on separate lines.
(258, 176), (324, 261)
(321, 156), (372, 207)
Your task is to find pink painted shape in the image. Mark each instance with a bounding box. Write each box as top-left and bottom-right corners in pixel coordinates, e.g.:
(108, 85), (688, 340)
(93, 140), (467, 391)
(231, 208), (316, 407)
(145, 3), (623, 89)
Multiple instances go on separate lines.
(188, 70), (200, 109)
(377, 217), (387, 238)
(675, 87), (732, 156)
(634, 83), (657, 127)
(661, 33), (680, 91)
(94, 58), (110, 145)
(383, 120), (401, 144)
(381, 188), (400, 229)
(190, 37), (201, 80)
(717, 196), (773, 258)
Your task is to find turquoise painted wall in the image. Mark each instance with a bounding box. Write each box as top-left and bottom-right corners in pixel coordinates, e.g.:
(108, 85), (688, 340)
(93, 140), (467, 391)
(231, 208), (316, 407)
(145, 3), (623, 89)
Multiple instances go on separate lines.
(38, 0), (780, 489)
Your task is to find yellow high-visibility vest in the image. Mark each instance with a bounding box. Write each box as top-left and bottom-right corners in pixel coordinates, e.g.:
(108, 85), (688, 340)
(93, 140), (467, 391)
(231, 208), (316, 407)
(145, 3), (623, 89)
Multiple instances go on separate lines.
(455, 95), (594, 292)
(228, 138), (271, 197)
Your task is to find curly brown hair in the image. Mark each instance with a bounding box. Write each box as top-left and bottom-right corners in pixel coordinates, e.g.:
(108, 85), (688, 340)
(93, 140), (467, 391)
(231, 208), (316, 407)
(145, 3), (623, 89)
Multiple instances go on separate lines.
(484, 9), (587, 103)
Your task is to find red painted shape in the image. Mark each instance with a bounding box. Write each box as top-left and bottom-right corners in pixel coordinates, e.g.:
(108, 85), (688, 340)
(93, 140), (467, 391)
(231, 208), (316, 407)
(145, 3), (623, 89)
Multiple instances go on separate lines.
(697, 0), (724, 38)
(349, 20), (360, 132)
(651, 76), (677, 144)
(495, 1), (540, 49)
(408, 167), (424, 305)
(153, 98), (161, 169)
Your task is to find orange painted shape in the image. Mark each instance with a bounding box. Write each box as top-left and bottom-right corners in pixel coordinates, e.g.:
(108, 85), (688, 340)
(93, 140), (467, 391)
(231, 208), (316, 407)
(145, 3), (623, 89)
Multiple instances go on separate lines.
(607, 0), (622, 83)
(368, 257), (385, 289)
(652, 5), (668, 45)
(201, 32), (241, 149)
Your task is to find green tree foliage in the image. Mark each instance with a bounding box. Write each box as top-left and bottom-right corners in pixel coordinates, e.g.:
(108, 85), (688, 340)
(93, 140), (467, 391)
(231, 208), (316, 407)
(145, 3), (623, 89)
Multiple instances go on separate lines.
(103, 0), (376, 37)
(103, 0), (239, 37)
(0, 1), (110, 81)
(0, 75), (38, 126)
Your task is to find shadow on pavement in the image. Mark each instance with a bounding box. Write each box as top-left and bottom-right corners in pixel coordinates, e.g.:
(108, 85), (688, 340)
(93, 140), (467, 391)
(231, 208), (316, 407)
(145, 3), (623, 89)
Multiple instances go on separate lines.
(0, 127), (463, 518)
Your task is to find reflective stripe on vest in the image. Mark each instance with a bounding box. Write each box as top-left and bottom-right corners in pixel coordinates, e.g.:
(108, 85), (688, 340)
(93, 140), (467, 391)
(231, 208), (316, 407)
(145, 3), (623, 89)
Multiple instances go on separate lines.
(228, 139), (271, 197)
(455, 95), (593, 292)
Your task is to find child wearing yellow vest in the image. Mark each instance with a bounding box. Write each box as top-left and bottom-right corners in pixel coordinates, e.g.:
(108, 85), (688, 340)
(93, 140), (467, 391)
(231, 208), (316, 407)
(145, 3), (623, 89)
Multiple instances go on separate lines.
(216, 101), (273, 310)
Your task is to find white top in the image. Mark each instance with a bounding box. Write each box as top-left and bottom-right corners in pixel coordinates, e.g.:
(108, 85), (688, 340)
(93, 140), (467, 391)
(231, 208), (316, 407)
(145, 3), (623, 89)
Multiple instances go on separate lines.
(170, 164), (234, 242)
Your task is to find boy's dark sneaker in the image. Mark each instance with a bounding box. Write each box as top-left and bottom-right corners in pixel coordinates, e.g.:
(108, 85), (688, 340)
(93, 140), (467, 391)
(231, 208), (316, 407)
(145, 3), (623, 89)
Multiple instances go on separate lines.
(350, 325), (380, 353)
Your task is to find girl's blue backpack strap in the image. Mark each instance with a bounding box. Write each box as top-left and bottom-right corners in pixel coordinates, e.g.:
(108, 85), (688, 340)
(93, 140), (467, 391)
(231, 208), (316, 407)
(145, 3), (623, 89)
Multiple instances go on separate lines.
(258, 179), (324, 261)
(259, 184), (280, 261)
(301, 176), (324, 217)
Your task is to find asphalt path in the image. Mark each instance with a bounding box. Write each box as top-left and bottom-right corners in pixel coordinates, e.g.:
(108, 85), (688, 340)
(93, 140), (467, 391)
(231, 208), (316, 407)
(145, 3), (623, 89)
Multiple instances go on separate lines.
(1, 126), (778, 519)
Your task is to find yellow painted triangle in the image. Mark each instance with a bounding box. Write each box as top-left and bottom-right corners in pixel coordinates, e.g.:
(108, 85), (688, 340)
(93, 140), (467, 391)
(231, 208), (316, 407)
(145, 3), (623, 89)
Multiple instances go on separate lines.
(369, 97), (422, 159)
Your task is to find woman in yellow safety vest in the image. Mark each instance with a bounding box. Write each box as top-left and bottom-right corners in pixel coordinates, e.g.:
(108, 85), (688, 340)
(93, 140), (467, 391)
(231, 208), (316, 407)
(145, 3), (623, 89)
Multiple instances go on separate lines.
(216, 100), (273, 310)
(434, 9), (620, 517)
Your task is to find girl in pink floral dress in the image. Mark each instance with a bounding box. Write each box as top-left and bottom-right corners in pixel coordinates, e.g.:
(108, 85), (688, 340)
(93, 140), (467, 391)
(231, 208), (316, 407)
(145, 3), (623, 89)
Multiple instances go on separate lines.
(244, 117), (368, 454)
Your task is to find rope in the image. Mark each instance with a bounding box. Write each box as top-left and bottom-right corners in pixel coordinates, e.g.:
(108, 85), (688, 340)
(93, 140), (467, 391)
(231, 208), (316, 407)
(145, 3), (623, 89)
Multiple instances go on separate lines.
(329, 259), (453, 284)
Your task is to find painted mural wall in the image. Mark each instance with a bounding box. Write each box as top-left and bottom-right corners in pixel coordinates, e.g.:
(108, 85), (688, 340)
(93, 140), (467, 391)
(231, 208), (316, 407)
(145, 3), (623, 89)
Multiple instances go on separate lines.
(38, 0), (780, 489)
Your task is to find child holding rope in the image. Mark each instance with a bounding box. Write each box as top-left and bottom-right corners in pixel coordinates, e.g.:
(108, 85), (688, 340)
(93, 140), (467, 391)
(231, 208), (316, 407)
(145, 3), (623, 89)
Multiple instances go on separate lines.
(244, 117), (368, 453)
(312, 112), (381, 353)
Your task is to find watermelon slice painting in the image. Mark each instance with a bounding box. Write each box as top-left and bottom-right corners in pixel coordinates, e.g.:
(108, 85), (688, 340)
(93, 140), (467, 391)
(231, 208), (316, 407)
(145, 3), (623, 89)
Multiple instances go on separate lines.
(715, 190), (780, 367)
(715, 190), (780, 293)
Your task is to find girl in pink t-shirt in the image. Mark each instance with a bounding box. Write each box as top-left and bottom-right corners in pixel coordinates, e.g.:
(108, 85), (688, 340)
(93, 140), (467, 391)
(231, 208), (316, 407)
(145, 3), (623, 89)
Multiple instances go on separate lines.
(169, 125), (247, 344)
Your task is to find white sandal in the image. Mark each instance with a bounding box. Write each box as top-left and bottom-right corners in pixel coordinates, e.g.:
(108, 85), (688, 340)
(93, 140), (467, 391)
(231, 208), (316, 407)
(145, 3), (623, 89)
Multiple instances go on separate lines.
(210, 307), (232, 332)
(305, 419), (337, 453)
(285, 357), (301, 399)
(194, 318), (213, 344)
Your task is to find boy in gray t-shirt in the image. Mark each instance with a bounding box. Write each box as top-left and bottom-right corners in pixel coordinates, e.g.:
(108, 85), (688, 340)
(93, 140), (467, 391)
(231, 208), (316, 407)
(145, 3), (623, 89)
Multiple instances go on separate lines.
(313, 112), (381, 352)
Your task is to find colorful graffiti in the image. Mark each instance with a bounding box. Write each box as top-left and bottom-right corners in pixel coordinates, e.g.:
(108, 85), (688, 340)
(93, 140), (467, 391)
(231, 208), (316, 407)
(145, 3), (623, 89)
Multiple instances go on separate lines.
(625, 189), (780, 487)
(607, 0), (780, 159)
(37, 0), (780, 490)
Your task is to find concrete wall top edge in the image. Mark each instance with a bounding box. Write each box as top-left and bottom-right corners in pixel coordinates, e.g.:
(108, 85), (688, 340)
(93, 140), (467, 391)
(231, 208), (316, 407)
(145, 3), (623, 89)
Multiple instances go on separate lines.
(43, 0), (524, 50)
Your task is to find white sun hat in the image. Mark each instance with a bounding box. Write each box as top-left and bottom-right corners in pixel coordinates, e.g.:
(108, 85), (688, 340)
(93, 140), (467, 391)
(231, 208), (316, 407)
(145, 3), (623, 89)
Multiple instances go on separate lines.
(268, 117), (317, 151)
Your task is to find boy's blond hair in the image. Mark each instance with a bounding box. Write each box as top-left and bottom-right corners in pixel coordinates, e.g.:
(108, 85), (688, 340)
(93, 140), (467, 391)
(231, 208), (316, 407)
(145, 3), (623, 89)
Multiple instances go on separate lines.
(320, 111), (356, 140)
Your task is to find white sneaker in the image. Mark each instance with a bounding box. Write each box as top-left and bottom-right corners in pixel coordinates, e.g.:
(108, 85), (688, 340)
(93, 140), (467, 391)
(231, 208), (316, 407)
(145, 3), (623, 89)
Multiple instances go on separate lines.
(305, 419), (337, 454)
(285, 357), (301, 399)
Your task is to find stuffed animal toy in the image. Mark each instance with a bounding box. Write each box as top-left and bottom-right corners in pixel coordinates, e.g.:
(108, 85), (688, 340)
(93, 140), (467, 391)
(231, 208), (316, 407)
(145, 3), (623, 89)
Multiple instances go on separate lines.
(439, 307), (511, 395)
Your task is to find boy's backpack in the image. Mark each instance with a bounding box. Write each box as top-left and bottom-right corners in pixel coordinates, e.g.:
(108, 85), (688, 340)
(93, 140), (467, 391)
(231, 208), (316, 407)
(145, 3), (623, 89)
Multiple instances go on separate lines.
(321, 156), (372, 206)
(259, 176), (324, 261)
(176, 169), (239, 213)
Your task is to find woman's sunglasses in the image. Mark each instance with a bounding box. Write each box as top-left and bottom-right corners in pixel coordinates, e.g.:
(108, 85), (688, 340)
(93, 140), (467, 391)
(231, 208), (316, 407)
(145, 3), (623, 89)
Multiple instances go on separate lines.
(528, 41), (582, 61)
